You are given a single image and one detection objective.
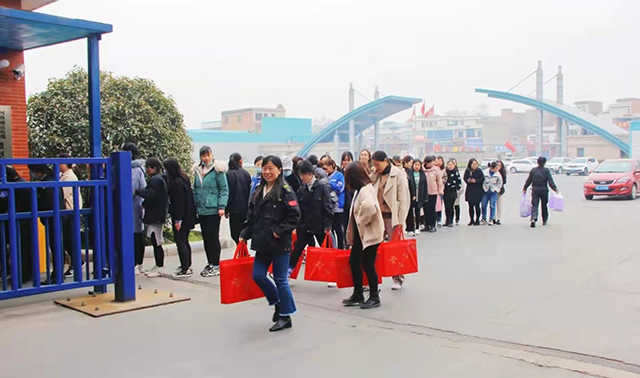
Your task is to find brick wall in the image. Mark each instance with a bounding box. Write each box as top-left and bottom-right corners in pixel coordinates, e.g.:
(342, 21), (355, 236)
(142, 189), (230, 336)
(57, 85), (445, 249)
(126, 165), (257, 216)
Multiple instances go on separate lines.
(0, 0), (21, 8)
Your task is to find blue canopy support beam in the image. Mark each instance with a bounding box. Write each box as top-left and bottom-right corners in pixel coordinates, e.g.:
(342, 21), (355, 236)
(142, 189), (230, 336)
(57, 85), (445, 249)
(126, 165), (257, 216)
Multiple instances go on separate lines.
(88, 34), (101, 158)
(475, 88), (630, 156)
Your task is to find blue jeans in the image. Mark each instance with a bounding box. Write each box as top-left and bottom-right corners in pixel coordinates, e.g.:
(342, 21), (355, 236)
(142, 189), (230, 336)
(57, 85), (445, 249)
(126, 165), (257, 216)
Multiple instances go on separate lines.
(253, 251), (297, 316)
(482, 191), (498, 221)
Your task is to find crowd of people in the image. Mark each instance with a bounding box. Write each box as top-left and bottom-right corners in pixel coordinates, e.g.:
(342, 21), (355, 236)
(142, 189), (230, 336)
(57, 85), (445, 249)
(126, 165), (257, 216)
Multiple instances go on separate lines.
(0, 141), (559, 332)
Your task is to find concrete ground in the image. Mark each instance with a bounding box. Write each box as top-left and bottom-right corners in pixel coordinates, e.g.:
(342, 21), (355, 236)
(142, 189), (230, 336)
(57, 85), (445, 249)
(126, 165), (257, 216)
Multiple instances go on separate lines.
(2, 174), (640, 377)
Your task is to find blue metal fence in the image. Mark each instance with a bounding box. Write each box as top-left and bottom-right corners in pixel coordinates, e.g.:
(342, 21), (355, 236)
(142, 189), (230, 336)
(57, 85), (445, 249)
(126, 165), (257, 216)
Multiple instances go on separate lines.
(0, 152), (135, 301)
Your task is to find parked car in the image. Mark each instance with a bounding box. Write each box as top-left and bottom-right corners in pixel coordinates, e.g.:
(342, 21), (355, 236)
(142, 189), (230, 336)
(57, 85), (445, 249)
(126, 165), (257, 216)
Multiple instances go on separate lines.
(480, 159), (496, 168)
(565, 157), (599, 176)
(507, 159), (535, 173)
(547, 157), (572, 174)
(583, 159), (640, 200)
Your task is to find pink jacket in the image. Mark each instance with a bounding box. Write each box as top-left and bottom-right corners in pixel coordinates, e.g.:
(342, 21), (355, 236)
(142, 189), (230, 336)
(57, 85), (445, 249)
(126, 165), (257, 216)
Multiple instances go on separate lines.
(425, 166), (444, 195)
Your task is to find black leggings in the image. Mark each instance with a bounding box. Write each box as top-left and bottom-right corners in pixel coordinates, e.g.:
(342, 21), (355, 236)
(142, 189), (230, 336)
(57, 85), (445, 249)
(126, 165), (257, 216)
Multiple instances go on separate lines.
(290, 231), (325, 268)
(150, 231), (164, 268)
(332, 212), (346, 249)
(229, 213), (246, 245)
(444, 196), (456, 225)
(406, 202), (420, 232)
(468, 203), (481, 223)
(134, 231), (145, 266)
(349, 237), (380, 297)
(200, 214), (222, 266)
(173, 224), (192, 271)
(455, 204), (461, 222)
(423, 195), (437, 228)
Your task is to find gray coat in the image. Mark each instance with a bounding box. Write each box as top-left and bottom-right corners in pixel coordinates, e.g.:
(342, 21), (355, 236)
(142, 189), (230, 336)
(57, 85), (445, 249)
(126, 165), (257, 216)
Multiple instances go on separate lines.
(483, 169), (503, 193)
(131, 159), (147, 233)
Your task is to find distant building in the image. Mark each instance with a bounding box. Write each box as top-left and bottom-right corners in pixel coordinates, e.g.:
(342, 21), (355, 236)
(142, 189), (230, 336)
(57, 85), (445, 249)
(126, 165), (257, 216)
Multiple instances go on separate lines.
(221, 104), (286, 132)
(200, 120), (222, 130)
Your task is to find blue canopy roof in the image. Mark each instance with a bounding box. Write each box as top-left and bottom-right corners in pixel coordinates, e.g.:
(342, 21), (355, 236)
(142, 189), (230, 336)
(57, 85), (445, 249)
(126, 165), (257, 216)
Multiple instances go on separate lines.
(0, 6), (112, 51)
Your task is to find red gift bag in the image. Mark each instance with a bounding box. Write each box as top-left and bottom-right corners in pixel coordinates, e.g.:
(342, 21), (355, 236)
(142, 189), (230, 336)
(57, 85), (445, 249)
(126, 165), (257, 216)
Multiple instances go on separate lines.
(304, 233), (339, 282)
(220, 242), (264, 304)
(335, 250), (383, 289)
(268, 232), (303, 279)
(378, 230), (418, 277)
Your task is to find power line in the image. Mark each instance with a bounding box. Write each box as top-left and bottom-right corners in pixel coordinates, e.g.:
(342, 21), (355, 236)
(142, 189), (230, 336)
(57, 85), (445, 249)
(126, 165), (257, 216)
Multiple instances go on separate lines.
(353, 88), (372, 103)
(507, 70), (537, 93)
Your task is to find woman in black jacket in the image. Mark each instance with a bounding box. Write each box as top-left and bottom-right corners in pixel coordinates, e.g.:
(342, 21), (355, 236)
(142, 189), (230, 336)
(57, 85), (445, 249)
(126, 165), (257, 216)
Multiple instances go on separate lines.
(443, 159), (462, 227)
(226, 153), (252, 244)
(135, 158), (168, 277)
(463, 158), (485, 226)
(402, 156), (417, 236)
(495, 160), (507, 225)
(289, 160), (333, 275)
(240, 156), (301, 332)
(411, 160), (427, 232)
(339, 151), (354, 226)
(285, 156), (303, 194)
(164, 158), (196, 278)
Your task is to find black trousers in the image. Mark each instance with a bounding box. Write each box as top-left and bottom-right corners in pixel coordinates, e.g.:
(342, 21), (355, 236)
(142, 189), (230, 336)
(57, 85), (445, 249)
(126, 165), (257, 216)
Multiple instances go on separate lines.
(332, 212), (346, 249)
(62, 218), (79, 266)
(134, 232), (145, 266)
(455, 204), (461, 222)
(229, 213), (246, 245)
(349, 236), (380, 297)
(290, 230), (325, 268)
(172, 224), (192, 271)
(531, 190), (549, 222)
(468, 202), (481, 223)
(150, 230), (164, 268)
(200, 214), (222, 266)
(444, 196), (456, 225)
(406, 202), (420, 232)
(423, 195), (437, 229)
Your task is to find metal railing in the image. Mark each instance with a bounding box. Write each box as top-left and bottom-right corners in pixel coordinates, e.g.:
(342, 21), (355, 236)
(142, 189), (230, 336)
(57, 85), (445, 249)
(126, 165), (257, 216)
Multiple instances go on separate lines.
(0, 153), (134, 301)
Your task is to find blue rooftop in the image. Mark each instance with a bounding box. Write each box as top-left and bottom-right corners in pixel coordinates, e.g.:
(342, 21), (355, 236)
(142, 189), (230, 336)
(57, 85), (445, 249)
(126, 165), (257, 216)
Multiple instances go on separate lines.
(0, 6), (113, 50)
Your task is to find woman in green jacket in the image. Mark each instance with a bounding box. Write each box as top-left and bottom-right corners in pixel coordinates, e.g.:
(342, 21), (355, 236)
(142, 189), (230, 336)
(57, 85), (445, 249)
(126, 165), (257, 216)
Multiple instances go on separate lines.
(193, 146), (229, 277)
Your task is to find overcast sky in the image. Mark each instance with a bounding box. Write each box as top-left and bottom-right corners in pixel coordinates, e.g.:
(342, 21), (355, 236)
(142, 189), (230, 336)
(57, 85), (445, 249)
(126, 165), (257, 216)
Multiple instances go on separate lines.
(24, 0), (640, 129)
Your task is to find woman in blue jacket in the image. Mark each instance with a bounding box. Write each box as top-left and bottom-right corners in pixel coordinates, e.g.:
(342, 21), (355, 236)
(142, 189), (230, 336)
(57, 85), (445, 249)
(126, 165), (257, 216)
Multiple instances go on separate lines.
(193, 146), (229, 277)
(323, 158), (346, 249)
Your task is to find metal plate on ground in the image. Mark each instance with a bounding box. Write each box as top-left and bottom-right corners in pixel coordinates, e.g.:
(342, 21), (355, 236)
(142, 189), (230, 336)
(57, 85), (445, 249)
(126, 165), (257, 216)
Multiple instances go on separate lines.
(54, 290), (190, 318)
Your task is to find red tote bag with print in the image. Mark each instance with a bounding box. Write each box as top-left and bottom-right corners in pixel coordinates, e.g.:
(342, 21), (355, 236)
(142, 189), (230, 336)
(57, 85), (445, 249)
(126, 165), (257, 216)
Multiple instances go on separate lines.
(335, 250), (383, 289)
(220, 242), (264, 304)
(378, 229), (418, 278)
(267, 232), (303, 279)
(304, 233), (339, 282)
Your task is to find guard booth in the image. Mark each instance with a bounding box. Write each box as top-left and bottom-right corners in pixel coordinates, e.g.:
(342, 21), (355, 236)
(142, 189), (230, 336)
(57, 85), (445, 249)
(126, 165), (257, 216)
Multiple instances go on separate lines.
(0, 5), (135, 301)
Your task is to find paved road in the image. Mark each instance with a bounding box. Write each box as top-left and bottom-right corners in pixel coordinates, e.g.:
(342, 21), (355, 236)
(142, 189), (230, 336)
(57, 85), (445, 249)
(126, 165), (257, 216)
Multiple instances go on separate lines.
(2, 173), (640, 378)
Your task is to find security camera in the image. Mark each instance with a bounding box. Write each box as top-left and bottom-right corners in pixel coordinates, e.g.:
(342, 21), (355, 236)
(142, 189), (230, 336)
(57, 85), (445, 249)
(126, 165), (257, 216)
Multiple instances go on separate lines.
(12, 64), (24, 80)
(0, 59), (9, 69)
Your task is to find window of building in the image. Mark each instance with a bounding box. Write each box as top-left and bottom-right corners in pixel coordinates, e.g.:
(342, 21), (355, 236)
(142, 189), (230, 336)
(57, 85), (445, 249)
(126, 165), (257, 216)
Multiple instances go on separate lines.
(457, 131), (464, 138)
(237, 115), (242, 123)
(467, 129), (476, 138)
(271, 114), (275, 117)
(264, 113), (268, 118)
(477, 130), (482, 137)
(577, 148), (585, 157)
(255, 113), (262, 121)
(224, 117), (229, 124)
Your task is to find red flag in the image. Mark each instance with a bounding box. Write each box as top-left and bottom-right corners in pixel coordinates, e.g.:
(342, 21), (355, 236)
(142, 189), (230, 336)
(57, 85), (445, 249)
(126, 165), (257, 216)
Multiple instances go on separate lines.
(425, 105), (434, 118)
(420, 101), (426, 116)
(504, 140), (516, 153)
(411, 106), (416, 120)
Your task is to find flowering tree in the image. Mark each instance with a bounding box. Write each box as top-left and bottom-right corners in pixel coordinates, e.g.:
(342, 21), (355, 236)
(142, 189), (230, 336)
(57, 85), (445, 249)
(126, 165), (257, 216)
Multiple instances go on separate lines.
(27, 67), (193, 170)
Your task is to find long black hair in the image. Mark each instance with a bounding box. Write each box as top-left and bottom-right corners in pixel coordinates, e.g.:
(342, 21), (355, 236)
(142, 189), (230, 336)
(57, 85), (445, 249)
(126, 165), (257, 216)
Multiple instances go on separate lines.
(496, 160), (507, 181)
(466, 158), (478, 171)
(253, 155), (284, 201)
(228, 152), (242, 170)
(163, 158), (189, 186)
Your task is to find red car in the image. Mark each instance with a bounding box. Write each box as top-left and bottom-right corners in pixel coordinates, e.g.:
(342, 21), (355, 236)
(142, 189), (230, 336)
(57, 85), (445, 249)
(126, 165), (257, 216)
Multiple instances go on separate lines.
(583, 159), (640, 200)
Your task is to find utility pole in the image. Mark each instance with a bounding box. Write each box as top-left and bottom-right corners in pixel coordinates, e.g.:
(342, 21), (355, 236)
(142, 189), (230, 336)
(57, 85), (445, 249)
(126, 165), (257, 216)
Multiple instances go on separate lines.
(374, 86), (380, 151)
(349, 83), (355, 154)
(536, 61), (544, 157)
(557, 66), (566, 157)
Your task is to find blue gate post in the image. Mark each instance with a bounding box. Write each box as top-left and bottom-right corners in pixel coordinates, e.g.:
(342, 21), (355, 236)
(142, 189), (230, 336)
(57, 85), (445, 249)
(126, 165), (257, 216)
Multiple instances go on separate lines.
(112, 151), (136, 301)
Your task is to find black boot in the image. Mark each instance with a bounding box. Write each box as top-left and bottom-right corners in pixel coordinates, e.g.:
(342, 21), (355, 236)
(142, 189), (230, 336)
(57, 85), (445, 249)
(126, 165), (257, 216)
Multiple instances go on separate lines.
(530, 221), (536, 228)
(360, 295), (381, 309)
(342, 290), (365, 306)
(269, 316), (292, 332)
(272, 303), (281, 322)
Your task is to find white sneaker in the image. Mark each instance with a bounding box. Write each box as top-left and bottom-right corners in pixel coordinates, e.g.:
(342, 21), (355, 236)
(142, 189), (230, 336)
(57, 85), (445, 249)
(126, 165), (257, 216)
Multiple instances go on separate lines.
(391, 283), (403, 290)
(145, 266), (163, 278)
(134, 265), (145, 276)
(327, 282), (337, 288)
(408, 231), (415, 237)
(415, 229), (421, 235)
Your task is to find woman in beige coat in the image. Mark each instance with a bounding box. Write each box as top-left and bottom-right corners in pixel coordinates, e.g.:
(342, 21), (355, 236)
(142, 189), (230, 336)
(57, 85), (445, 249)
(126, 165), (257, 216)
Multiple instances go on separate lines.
(342, 162), (384, 310)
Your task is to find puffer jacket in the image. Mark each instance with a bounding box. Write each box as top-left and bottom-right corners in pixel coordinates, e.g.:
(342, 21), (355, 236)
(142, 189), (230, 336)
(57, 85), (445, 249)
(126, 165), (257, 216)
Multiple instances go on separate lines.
(240, 182), (301, 253)
(483, 169), (503, 193)
(137, 173), (168, 225)
(193, 160), (229, 216)
(297, 179), (333, 234)
(328, 170), (345, 213)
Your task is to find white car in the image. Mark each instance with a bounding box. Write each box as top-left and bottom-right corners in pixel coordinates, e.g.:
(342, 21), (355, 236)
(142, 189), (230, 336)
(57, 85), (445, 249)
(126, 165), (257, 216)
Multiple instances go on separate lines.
(547, 157), (572, 174)
(565, 157), (599, 176)
(507, 159), (536, 173)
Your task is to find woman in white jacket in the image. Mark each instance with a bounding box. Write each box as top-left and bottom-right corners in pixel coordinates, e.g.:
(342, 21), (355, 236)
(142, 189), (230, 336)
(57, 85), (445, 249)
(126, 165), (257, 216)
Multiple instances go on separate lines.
(342, 162), (384, 310)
